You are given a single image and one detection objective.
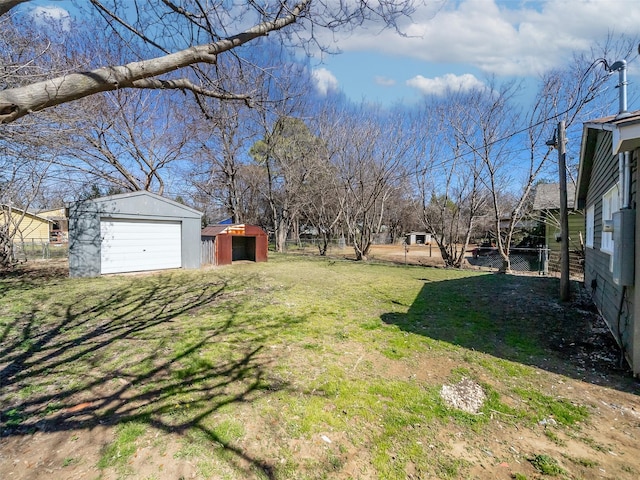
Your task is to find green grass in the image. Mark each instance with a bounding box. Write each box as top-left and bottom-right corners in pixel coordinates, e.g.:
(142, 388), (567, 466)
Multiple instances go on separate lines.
(0, 255), (606, 479)
(529, 453), (566, 476)
(513, 388), (589, 426)
(98, 421), (147, 470)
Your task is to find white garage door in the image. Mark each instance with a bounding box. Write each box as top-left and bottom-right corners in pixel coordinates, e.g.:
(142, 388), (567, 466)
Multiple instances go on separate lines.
(100, 219), (182, 274)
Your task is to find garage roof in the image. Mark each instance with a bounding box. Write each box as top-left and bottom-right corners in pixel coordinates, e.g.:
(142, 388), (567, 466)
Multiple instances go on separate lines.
(70, 191), (202, 219)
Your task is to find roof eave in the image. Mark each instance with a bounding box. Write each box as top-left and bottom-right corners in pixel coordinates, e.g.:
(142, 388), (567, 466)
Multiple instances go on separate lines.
(576, 125), (599, 209)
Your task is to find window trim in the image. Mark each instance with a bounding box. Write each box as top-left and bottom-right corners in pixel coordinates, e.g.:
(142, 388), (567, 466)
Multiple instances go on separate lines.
(585, 204), (594, 248)
(601, 184), (619, 255)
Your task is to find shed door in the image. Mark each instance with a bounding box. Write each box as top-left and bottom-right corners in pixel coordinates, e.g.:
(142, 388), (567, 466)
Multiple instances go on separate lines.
(100, 219), (182, 274)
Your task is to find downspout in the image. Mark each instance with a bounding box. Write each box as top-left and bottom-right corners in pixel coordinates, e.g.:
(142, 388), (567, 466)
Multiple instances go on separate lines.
(623, 151), (631, 209)
(619, 152), (625, 207)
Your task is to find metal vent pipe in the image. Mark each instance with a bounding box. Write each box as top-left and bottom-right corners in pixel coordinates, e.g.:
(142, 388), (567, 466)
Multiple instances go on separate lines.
(609, 59), (628, 115)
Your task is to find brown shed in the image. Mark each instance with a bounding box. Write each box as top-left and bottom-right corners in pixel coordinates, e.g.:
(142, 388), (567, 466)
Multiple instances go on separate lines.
(201, 224), (268, 266)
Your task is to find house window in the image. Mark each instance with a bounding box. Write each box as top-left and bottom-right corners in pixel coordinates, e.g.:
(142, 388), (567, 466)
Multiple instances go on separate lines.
(601, 184), (619, 255)
(585, 204), (594, 248)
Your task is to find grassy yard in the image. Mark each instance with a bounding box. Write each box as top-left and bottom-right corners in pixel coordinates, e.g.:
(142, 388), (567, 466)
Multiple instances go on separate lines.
(1, 255), (639, 480)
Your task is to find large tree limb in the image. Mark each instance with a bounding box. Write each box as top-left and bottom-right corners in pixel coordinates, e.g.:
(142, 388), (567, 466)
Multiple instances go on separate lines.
(0, 0), (29, 17)
(0, 0), (309, 124)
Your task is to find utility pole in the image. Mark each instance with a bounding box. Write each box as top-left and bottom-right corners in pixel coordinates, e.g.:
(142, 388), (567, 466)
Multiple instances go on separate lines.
(558, 120), (570, 301)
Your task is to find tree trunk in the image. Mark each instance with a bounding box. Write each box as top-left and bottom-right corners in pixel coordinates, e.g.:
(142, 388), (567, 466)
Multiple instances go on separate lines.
(0, 224), (15, 268)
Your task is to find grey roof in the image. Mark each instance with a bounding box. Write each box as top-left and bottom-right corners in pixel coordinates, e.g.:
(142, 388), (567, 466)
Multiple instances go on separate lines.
(532, 183), (576, 210)
(583, 109), (640, 129)
(69, 191), (202, 218)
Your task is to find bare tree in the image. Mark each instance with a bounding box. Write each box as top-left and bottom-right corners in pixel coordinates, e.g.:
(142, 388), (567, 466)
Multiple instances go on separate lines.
(250, 116), (324, 252)
(450, 80), (527, 272)
(55, 88), (194, 195)
(192, 98), (254, 223)
(411, 95), (489, 267)
(296, 135), (341, 255)
(329, 105), (409, 260)
(190, 47), (305, 226)
(0, 12), (75, 266)
(0, 0), (424, 124)
(451, 34), (635, 273)
(0, 140), (55, 266)
(299, 168), (342, 255)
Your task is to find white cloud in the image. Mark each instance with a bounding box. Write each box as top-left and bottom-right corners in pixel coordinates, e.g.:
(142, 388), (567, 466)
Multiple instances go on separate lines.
(332, 0), (640, 77)
(375, 76), (396, 87)
(406, 73), (486, 96)
(31, 6), (71, 31)
(312, 68), (339, 95)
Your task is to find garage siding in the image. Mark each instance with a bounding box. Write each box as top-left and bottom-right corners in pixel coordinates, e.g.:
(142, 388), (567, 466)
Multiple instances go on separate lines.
(100, 220), (182, 274)
(69, 191), (202, 277)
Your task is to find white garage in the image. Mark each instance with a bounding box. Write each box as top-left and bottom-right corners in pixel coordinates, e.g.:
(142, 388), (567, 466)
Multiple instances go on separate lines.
(100, 219), (182, 274)
(68, 191), (202, 277)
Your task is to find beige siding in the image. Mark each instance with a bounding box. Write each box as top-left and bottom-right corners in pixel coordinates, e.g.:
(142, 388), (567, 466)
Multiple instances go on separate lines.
(1, 210), (51, 242)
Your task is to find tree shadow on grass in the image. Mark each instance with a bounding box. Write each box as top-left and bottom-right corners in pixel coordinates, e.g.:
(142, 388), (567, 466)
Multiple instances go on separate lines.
(381, 272), (640, 395)
(0, 269), (300, 479)
(0, 260), (69, 293)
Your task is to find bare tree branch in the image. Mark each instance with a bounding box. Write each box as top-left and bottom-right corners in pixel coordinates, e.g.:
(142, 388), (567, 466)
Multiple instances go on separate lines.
(132, 77), (251, 103)
(0, 0), (309, 123)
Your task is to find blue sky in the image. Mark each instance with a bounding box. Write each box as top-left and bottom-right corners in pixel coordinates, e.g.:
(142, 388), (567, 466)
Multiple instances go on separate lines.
(23, 0), (640, 109)
(309, 0), (640, 107)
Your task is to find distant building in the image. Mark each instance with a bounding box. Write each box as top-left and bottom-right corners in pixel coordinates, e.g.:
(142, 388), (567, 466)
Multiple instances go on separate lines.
(37, 207), (69, 243)
(405, 232), (431, 245)
(532, 183), (584, 276)
(1, 205), (52, 243)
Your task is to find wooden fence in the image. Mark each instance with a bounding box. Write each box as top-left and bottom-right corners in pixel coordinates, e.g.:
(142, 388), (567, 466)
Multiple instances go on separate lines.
(548, 250), (584, 279)
(201, 238), (215, 265)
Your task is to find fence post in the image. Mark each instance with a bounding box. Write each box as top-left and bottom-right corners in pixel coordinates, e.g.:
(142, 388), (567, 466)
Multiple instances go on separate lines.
(537, 247), (542, 275)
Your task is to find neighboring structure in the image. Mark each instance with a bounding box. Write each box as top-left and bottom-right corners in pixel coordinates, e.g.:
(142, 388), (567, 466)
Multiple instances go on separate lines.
(497, 216), (539, 231)
(68, 191), (202, 277)
(201, 224), (268, 266)
(405, 232), (432, 245)
(37, 207), (69, 243)
(1, 205), (52, 242)
(576, 109), (640, 375)
(532, 183), (585, 276)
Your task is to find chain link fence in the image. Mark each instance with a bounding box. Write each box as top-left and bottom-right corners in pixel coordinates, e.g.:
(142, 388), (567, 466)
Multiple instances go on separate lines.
(468, 247), (550, 274)
(12, 240), (68, 262)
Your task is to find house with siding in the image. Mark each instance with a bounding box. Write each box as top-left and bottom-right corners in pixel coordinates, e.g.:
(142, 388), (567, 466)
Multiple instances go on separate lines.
(531, 183), (584, 276)
(37, 207), (69, 243)
(576, 110), (640, 375)
(1, 205), (52, 243)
